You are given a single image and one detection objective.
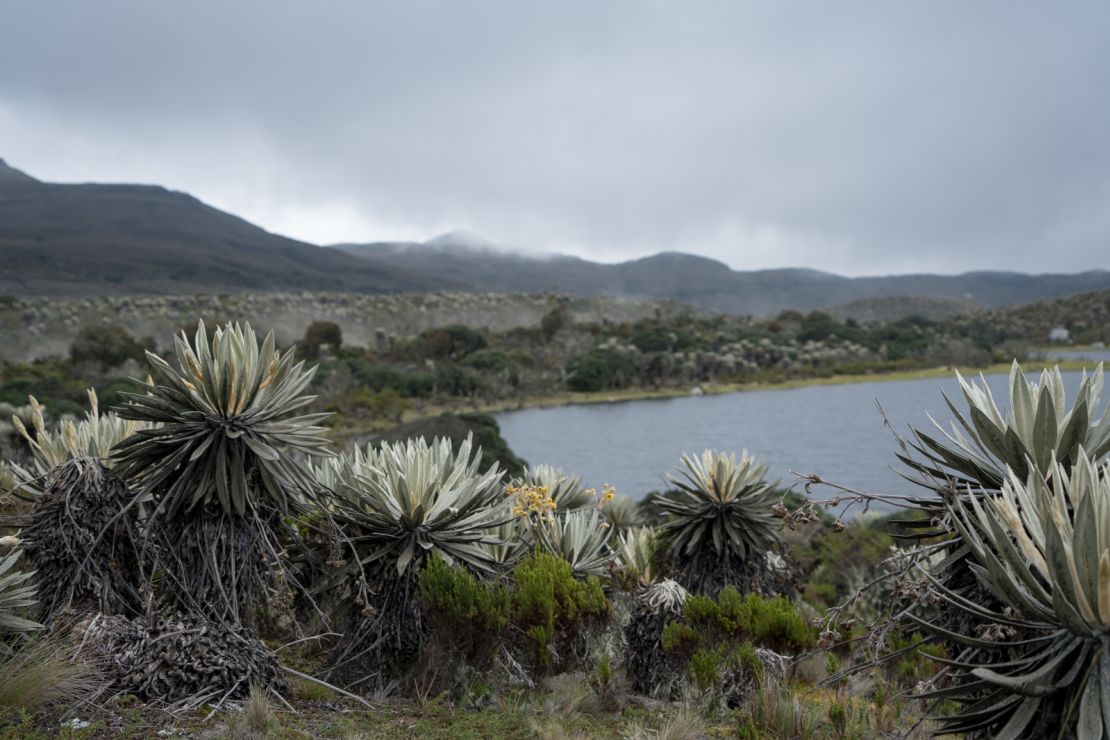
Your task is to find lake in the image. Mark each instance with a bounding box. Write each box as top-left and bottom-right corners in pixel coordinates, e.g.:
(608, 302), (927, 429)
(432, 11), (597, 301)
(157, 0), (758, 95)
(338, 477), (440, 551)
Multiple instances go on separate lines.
(1040, 348), (1110, 363)
(496, 367), (1096, 515)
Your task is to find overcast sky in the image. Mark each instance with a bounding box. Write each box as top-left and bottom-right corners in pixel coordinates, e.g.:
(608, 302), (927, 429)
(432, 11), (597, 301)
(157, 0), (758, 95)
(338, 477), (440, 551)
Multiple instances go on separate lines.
(2, 2), (1108, 275)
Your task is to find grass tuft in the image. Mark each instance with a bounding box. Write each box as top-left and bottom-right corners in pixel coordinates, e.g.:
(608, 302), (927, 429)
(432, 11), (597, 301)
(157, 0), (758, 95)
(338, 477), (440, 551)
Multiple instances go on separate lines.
(228, 683), (277, 739)
(541, 673), (601, 717)
(0, 635), (103, 713)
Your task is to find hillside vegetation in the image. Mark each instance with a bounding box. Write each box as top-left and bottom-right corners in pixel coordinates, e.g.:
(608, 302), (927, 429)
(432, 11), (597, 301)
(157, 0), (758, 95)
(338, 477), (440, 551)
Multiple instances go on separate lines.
(0, 292), (671, 363)
(3, 290), (1106, 458)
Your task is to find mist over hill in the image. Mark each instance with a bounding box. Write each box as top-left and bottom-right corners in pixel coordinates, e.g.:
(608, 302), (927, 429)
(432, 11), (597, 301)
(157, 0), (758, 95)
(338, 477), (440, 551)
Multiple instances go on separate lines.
(2, 158), (1107, 315)
(335, 236), (1110, 316)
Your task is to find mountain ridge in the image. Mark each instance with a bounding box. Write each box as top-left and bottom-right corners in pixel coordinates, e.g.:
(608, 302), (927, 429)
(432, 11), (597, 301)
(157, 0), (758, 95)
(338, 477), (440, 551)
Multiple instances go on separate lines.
(2, 158), (1108, 315)
(0, 161), (452, 297)
(332, 236), (1110, 315)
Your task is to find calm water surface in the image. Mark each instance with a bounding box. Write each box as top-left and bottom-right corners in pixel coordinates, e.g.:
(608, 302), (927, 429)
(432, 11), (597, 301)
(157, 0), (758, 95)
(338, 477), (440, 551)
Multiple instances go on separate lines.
(496, 369), (1093, 513)
(1041, 348), (1110, 363)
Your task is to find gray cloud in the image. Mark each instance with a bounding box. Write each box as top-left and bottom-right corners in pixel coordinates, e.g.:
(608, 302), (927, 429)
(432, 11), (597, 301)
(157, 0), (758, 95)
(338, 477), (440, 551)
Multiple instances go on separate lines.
(2, 1), (1108, 275)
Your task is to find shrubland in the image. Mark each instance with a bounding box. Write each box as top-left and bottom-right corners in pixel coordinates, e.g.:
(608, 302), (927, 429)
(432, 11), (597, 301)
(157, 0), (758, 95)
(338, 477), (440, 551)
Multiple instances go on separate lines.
(0, 313), (1106, 737)
(5, 290), (1107, 456)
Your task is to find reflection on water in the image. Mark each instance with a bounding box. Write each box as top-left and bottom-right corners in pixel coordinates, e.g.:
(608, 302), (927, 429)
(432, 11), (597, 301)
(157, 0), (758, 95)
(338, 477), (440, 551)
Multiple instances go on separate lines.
(496, 369), (1092, 514)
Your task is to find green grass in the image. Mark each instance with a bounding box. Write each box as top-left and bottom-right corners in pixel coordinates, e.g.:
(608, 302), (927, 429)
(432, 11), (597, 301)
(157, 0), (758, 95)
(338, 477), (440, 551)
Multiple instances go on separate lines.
(0, 686), (937, 739)
(0, 695), (657, 739)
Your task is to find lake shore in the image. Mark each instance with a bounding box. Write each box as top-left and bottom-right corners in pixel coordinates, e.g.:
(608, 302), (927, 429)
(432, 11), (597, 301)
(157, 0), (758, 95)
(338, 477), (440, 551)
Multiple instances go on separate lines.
(323, 358), (1098, 445)
(412, 358), (1098, 418)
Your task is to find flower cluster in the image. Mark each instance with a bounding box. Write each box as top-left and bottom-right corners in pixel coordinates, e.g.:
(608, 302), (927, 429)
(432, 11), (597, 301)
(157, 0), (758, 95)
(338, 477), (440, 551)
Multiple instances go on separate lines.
(584, 483), (617, 508)
(506, 483), (558, 520)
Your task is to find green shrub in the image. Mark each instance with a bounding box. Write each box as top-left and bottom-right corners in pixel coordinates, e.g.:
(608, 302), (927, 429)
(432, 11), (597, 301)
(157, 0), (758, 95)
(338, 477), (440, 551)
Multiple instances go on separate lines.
(796, 519), (893, 610)
(69, 324), (147, 369)
(796, 311), (841, 342)
(660, 587), (814, 707)
(0, 362), (87, 414)
(732, 641), (764, 685)
(510, 552), (607, 671)
(566, 348), (635, 392)
(418, 325), (488, 360)
(588, 652), (620, 707)
(744, 593), (815, 653)
(660, 622), (699, 656)
(663, 587), (814, 696)
(889, 631), (944, 684)
(540, 304), (568, 342)
(689, 647), (724, 693)
(629, 323), (696, 353)
(435, 365), (485, 396)
(418, 555), (509, 670)
(337, 358), (435, 398)
(304, 320), (342, 353)
(341, 387), (408, 422)
(460, 348), (509, 372)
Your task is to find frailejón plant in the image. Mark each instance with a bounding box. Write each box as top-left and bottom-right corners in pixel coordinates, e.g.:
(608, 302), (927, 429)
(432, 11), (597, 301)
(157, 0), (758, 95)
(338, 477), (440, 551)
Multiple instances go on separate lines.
(111, 321), (331, 626)
(916, 450), (1110, 738)
(656, 450), (781, 594)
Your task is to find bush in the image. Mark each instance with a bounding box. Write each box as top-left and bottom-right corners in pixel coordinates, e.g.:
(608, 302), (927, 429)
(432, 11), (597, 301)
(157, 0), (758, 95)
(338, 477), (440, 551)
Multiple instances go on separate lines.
(460, 348), (510, 372)
(338, 358), (435, 398)
(540, 304), (568, 342)
(663, 587), (814, 669)
(0, 362), (86, 414)
(566, 348), (635, 392)
(795, 518), (895, 611)
(796, 311), (840, 342)
(629, 322), (696, 353)
(340, 387), (408, 422)
(436, 365), (484, 397)
(418, 325), (488, 360)
(511, 552), (607, 672)
(662, 587), (812, 708)
(304, 320), (342, 353)
(418, 556), (509, 673)
(69, 324), (147, 369)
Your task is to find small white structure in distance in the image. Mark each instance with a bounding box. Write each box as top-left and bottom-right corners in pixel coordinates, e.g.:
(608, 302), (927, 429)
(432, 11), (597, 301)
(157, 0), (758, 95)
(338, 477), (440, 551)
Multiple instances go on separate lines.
(1048, 326), (1070, 343)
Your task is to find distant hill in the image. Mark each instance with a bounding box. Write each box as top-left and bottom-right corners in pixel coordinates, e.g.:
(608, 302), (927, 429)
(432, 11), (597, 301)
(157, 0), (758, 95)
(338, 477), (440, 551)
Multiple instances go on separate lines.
(0, 158), (446, 296)
(2, 157), (1107, 313)
(335, 235), (1110, 316)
